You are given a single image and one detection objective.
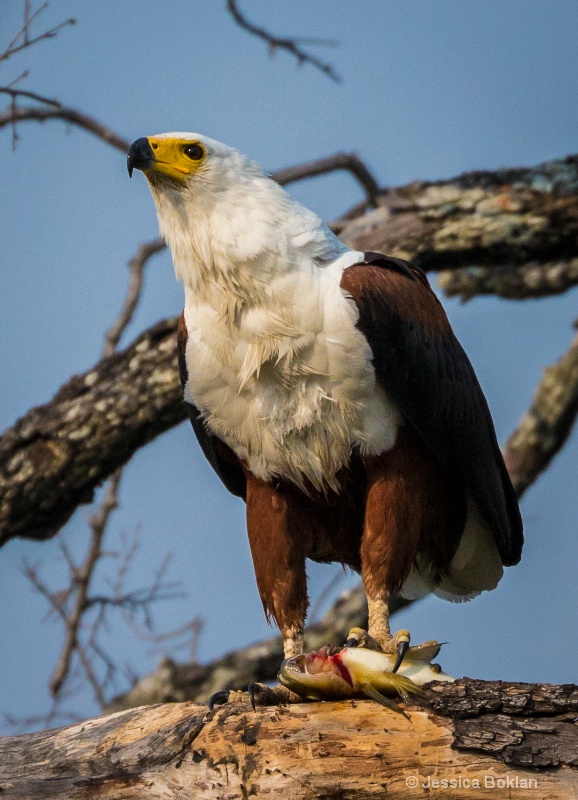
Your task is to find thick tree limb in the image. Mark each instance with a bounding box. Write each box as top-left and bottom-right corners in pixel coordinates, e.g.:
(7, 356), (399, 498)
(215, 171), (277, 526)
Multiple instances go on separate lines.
(504, 328), (578, 498)
(438, 257), (578, 301)
(1, 679), (576, 798)
(0, 319), (185, 545)
(339, 155), (578, 277)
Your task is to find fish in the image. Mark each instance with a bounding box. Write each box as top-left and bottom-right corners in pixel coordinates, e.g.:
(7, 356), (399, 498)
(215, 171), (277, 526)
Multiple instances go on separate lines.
(278, 640), (454, 716)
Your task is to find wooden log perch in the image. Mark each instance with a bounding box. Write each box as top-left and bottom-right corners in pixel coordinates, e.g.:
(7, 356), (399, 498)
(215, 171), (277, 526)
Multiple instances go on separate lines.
(1, 679), (576, 798)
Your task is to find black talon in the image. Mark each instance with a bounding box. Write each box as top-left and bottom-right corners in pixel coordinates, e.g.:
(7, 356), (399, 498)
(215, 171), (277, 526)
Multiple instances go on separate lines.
(208, 690), (230, 710)
(345, 637), (359, 648)
(392, 639), (409, 673)
(247, 682), (259, 711)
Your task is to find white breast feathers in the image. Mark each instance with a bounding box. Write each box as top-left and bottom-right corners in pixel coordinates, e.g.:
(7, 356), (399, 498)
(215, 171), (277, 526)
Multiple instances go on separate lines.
(182, 252), (401, 493)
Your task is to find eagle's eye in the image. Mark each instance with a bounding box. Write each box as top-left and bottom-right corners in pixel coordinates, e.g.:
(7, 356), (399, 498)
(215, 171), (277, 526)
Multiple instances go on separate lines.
(183, 143), (204, 161)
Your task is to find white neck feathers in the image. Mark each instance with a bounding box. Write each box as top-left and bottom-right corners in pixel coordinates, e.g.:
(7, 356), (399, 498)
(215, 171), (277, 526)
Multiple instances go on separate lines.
(150, 169), (348, 299)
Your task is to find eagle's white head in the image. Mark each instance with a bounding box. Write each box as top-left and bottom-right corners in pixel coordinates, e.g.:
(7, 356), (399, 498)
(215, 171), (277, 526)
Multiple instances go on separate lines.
(127, 132), (347, 293)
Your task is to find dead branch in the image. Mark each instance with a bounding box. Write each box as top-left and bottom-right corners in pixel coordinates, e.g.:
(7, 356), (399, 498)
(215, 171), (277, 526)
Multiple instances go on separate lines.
(1, 680), (577, 798)
(226, 0), (340, 83)
(1, 101), (381, 210)
(339, 156), (578, 281)
(438, 257), (578, 301)
(23, 226), (171, 712)
(0, 98), (130, 152)
(0, 2), (75, 65)
(504, 327), (578, 498)
(49, 471), (121, 698)
(0, 318), (185, 546)
(102, 238), (165, 357)
(274, 151), (380, 207)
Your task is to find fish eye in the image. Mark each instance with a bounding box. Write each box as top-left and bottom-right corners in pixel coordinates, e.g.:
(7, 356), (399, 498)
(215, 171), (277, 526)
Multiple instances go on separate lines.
(183, 143), (204, 161)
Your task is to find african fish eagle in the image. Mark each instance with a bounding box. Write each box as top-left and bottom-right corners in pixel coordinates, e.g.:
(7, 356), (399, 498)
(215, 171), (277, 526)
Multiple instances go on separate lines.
(127, 133), (523, 664)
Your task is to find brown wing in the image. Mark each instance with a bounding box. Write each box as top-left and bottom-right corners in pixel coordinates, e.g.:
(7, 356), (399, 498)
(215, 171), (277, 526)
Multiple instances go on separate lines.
(177, 312), (246, 498)
(341, 253), (523, 566)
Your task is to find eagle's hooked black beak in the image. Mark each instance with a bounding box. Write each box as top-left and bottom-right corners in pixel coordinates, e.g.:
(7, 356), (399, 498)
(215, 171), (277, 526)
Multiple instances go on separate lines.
(127, 137), (155, 177)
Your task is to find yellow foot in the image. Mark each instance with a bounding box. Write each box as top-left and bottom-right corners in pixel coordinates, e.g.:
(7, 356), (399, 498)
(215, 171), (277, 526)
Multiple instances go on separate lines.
(346, 627), (411, 672)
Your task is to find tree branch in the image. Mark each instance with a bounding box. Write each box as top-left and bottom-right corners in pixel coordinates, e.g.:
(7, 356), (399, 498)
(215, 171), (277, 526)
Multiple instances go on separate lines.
(0, 2), (75, 65)
(0, 319), (185, 546)
(274, 151), (380, 207)
(49, 470), (121, 698)
(437, 257), (578, 301)
(1, 100), (381, 209)
(226, 0), (341, 83)
(339, 155), (578, 290)
(0, 98), (130, 152)
(2, 681), (577, 798)
(22, 226), (167, 709)
(504, 327), (578, 498)
(102, 238), (165, 357)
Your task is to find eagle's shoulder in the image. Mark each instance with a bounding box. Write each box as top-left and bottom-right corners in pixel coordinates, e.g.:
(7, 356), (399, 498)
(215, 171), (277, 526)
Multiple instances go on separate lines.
(340, 252), (523, 566)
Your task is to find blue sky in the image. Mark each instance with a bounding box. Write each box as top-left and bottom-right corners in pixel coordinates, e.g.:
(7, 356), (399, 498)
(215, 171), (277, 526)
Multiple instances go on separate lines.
(1, 1), (577, 729)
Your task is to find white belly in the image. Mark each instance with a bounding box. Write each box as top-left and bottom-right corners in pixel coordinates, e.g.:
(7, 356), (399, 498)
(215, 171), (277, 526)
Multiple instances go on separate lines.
(182, 259), (401, 493)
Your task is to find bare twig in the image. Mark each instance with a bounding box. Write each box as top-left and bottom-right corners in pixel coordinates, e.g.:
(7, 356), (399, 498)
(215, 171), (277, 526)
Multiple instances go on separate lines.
(273, 152), (380, 207)
(0, 96), (130, 152)
(102, 238), (165, 357)
(143, 618), (204, 663)
(0, 2), (75, 65)
(504, 326), (578, 498)
(49, 470), (121, 697)
(227, 0), (340, 83)
(0, 87), (60, 107)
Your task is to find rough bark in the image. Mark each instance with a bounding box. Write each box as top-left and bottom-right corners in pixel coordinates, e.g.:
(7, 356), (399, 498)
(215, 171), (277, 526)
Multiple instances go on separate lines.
(438, 257), (578, 301)
(2, 154), (578, 545)
(1, 679), (576, 799)
(338, 154), (578, 281)
(504, 329), (578, 497)
(0, 319), (185, 545)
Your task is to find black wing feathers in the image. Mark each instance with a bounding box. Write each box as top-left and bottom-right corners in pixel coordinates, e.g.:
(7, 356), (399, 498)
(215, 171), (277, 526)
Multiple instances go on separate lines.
(342, 254), (523, 566)
(177, 313), (246, 499)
